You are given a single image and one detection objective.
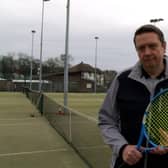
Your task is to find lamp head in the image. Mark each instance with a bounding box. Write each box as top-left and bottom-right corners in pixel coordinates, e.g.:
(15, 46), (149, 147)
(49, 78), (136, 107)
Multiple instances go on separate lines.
(150, 18), (164, 23)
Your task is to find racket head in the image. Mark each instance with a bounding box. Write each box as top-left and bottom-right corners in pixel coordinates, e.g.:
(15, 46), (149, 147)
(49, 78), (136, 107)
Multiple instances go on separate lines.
(143, 88), (168, 148)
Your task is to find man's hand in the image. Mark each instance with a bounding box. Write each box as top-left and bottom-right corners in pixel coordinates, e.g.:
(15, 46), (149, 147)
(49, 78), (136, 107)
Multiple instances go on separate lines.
(122, 145), (143, 165)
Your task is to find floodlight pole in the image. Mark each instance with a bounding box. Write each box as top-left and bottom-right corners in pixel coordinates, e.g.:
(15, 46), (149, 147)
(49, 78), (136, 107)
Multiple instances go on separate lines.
(64, 0), (70, 107)
(39, 0), (50, 92)
(64, 0), (71, 143)
(94, 36), (99, 93)
(30, 30), (36, 90)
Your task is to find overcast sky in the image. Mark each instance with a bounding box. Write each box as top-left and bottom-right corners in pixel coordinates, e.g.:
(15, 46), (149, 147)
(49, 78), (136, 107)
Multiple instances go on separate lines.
(1, 0), (168, 71)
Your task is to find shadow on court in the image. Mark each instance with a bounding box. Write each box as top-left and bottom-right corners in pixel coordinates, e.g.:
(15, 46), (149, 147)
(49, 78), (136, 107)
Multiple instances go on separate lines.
(0, 92), (89, 168)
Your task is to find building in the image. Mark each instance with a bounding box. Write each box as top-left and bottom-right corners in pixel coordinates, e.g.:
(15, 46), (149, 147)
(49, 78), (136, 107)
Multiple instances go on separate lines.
(12, 80), (50, 91)
(43, 62), (105, 92)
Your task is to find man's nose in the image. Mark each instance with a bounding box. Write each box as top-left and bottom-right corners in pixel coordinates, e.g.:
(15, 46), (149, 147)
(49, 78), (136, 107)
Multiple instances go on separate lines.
(143, 46), (152, 55)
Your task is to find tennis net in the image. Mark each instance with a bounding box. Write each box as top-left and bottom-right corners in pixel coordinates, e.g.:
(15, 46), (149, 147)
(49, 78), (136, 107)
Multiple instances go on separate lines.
(25, 89), (111, 168)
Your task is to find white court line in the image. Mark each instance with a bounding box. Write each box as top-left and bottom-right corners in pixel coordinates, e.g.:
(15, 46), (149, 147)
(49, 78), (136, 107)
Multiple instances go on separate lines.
(0, 118), (36, 121)
(0, 148), (69, 157)
(0, 123), (40, 126)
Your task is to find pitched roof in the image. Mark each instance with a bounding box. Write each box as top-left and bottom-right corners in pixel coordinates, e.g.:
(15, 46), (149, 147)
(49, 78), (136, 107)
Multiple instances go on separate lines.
(69, 62), (102, 73)
(40, 62), (102, 79)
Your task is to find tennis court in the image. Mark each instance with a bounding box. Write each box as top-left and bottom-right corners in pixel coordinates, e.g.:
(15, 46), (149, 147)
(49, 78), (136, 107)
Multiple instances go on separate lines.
(46, 92), (106, 118)
(0, 92), (89, 168)
(24, 90), (112, 168)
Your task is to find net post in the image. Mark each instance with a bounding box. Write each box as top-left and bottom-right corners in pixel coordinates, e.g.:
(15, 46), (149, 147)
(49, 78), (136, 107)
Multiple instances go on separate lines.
(39, 93), (44, 115)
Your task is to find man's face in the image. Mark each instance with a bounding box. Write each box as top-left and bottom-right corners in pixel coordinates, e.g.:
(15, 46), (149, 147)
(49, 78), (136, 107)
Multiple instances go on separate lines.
(135, 32), (166, 70)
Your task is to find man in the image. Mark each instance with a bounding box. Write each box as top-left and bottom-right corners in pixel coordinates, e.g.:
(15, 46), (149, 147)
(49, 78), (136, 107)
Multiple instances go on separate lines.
(98, 24), (168, 168)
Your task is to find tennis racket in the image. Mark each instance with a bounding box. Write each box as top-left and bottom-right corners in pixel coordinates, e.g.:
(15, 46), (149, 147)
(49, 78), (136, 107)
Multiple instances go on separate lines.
(137, 88), (168, 152)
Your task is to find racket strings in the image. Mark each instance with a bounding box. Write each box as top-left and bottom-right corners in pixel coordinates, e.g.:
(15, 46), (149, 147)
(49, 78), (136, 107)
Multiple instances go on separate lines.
(144, 92), (168, 146)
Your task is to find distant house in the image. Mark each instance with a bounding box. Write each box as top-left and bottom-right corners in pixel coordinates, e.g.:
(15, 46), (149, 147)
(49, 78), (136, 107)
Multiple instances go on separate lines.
(43, 62), (105, 92)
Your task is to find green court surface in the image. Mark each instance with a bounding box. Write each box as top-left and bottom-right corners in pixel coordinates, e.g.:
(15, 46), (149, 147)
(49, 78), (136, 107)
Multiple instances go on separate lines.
(45, 93), (106, 118)
(0, 92), (89, 168)
(42, 92), (112, 168)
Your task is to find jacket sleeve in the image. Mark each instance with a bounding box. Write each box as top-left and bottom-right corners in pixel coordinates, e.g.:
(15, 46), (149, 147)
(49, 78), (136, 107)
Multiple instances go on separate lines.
(98, 75), (128, 157)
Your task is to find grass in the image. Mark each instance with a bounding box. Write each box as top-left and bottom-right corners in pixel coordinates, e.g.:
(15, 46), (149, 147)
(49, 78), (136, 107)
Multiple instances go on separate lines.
(45, 93), (106, 118)
(0, 92), (39, 116)
(44, 92), (111, 168)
